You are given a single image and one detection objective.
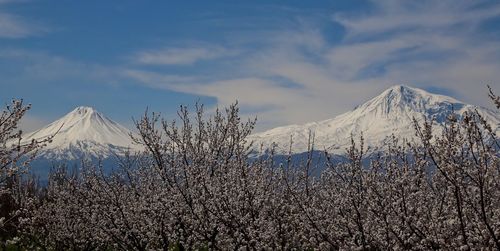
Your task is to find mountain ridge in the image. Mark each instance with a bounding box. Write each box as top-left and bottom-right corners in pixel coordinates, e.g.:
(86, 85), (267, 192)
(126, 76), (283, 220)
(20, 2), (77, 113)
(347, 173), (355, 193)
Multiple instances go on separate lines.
(249, 85), (500, 154)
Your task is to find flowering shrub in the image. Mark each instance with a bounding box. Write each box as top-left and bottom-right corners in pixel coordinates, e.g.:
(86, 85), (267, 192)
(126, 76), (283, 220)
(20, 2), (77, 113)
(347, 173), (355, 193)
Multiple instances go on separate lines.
(5, 91), (500, 249)
(0, 99), (53, 249)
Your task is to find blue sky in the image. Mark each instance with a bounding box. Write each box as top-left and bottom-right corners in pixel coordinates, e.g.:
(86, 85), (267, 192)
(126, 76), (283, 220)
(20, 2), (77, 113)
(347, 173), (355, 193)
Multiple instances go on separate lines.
(1, 0), (500, 132)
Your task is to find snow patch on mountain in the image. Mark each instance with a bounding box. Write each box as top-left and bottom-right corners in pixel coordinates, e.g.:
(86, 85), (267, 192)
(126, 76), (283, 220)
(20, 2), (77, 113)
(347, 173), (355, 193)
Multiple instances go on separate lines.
(249, 85), (500, 154)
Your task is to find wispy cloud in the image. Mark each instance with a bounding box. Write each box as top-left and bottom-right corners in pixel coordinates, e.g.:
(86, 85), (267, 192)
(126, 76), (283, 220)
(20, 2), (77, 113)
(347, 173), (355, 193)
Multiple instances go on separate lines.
(3, 1), (498, 131)
(134, 46), (239, 65)
(327, 0), (500, 103)
(0, 1), (50, 38)
(0, 49), (118, 82)
(334, 0), (500, 39)
(0, 13), (48, 38)
(125, 0), (500, 130)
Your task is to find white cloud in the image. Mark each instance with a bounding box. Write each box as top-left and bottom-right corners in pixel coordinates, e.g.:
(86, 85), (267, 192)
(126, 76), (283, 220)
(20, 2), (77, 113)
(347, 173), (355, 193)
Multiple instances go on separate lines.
(0, 49), (125, 88)
(0, 13), (44, 38)
(334, 0), (500, 39)
(5, 1), (496, 132)
(327, 0), (500, 106)
(126, 1), (500, 131)
(0, 1), (50, 38)
(134, 46), (238, 65)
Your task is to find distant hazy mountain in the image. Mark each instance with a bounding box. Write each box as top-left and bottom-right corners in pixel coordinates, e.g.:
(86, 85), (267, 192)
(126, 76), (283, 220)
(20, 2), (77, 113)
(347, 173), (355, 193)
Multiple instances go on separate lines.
(21, 106), (139, 160)
(249, 85), (500, 154)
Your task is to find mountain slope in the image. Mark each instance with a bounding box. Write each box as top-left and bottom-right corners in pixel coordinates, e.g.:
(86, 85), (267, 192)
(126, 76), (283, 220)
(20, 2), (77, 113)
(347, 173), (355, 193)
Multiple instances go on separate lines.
(21, 106), (139, 159)
(249, 85), (500, 154)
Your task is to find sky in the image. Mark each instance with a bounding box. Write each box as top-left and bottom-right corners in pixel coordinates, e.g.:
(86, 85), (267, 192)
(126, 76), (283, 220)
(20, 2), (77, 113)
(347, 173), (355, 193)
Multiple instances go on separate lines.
(1, 0), (500, 132)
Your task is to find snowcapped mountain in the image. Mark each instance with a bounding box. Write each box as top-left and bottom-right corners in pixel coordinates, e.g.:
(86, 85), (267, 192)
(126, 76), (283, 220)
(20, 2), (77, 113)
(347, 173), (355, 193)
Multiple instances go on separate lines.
(249, 85), (500, 154)
(20, 86), (500, 161)
(21, 106), (139, 160)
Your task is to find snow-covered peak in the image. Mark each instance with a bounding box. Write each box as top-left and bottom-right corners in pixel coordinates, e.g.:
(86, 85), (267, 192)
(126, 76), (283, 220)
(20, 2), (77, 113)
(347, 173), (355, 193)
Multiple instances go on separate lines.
(358, 85), (461, 116)
(71, 106), (97, 115)
(21, 106), (139, 159)
(249, 85), (500, 154)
